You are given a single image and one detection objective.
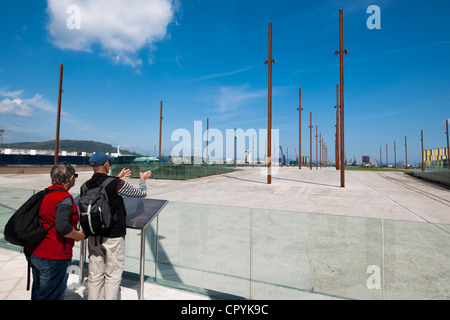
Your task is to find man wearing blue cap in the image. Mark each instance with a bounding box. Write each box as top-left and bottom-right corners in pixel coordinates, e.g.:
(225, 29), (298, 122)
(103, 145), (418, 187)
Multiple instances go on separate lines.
(82, 152), (151, 300)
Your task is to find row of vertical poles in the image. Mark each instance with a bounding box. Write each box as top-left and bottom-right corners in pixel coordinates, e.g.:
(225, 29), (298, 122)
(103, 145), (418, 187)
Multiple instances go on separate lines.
(55, 12), (346, 186)
(51, 63), (169, 167)
(272, 9), (346, 186)
(60, 10), (450, 177)
(381, 122), (449, 171)
(298, 10), (346, 184)
(379, 139), (406, 168)
(296, 109), (329, 170)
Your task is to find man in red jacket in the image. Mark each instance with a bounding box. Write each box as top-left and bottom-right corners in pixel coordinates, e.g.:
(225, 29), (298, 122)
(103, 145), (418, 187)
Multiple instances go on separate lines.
(29, 162), (85, 300)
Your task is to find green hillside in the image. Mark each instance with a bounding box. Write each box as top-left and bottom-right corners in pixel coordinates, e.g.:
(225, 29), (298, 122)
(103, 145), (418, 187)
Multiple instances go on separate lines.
(7, 140), (137, 155)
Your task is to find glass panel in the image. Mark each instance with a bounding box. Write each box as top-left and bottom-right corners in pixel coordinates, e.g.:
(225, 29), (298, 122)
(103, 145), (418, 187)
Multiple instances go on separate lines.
(251, 209), (383, 300)
(0, 187), (36, 251)
(0, 187), (35, 211)
(156, 202), (251, 298)
(122, 225), (157, 282)
(413, 161), (450, 186)
(384, 220), (450, 299)
(111, 163), (235, 180)
(1, 187), (449, 300)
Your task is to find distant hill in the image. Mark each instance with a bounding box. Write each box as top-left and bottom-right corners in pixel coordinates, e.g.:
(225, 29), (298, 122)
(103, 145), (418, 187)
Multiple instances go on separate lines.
(7, 140), (138, 155)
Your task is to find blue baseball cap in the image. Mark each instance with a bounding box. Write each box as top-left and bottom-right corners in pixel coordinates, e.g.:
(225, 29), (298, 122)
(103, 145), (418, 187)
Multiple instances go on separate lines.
(89, 152), (113, 166)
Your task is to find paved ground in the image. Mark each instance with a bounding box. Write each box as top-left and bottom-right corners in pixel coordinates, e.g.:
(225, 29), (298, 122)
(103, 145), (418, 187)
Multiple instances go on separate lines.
(1, 166), (448, 223)
(0, 247), (210, 300)
(0, 167), (449, 300)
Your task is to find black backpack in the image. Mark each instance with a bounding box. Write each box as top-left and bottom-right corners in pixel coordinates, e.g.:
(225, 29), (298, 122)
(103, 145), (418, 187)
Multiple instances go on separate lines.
(4, 188), (67, 248)
(78, 177), (115, 237)
(4, 188), (69, 291)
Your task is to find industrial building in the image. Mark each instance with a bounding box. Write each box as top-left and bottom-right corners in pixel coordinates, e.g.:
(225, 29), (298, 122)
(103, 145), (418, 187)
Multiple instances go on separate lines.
(423, 147), (449, 166)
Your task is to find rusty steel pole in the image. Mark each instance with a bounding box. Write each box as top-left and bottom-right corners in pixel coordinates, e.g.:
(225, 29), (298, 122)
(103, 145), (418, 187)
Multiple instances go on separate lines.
(54, 64), (64, 165)
(297, 88), (303, 170)
(265, 22), (275, 184)
(380, 146), (382, 167)
(322, 139), (325, 168)
(206, 117), (209, 165)
(234, 128), (237, 168)
(394, 140), (396, 169)
(159, 101), (163, 165)
(421, 130), (424, 172)
(319, 133), (322, 168)
(336, 9), (348, 187)
(315, 125), (318, 170)
(446, 120), (449, 169)
(405, 136), (408, 169)
(386, 144), (388, 167)
(335, 84), (340, 170)
(309, 112), (313, 170)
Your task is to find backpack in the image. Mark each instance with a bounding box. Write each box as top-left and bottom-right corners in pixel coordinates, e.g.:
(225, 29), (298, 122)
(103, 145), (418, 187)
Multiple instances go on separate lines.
(78, 177), (115, 237)
(4, 188), (69, 291)
(4, 188), (67, 248)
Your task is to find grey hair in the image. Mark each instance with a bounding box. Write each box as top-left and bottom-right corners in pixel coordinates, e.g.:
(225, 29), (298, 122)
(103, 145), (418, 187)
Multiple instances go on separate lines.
(50, 162), (76, 185)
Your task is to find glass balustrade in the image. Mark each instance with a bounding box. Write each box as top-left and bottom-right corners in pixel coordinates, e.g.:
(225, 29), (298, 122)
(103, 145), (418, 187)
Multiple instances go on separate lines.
(1, 186), (449, 300)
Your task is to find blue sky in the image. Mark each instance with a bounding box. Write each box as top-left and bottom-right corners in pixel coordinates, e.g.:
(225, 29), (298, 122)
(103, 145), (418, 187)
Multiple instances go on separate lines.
(0, 0), (449, 164)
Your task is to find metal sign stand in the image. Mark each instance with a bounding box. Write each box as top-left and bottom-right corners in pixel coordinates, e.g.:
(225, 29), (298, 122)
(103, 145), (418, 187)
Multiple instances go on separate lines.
(77, 197), (168, 300)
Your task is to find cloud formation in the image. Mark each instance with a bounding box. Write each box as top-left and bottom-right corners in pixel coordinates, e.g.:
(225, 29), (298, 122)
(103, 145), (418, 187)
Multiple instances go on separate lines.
(0, 88), (56, 117)
(0, 98), (33, 117)
(46, 0), (176, 67)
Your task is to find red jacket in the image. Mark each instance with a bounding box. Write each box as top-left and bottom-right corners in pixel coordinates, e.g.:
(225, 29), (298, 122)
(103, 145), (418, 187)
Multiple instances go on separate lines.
(31, 184), (79, 260)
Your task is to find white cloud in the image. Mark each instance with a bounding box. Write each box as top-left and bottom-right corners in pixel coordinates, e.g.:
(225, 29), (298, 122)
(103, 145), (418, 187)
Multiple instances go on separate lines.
(0, 89), (57, 117)
(0, 88), (24, 98)
(0, 98), (33, 117)
(46, 0), (176, 67)
(23, 94), (56, 114)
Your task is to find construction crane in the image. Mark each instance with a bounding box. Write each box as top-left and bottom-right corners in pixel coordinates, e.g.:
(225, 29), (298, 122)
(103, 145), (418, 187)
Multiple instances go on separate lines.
(279, 146), (286, 166)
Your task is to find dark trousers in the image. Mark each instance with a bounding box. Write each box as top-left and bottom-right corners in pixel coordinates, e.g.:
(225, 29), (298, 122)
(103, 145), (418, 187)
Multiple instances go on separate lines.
(30, 254), (71, 300)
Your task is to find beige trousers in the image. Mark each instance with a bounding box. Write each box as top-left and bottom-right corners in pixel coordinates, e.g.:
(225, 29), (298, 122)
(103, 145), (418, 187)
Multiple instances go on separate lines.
(87, 236), (125, 300)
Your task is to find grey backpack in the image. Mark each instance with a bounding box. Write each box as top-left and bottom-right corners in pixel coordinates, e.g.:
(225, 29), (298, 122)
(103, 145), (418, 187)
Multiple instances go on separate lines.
(78, 178), (115, 236)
